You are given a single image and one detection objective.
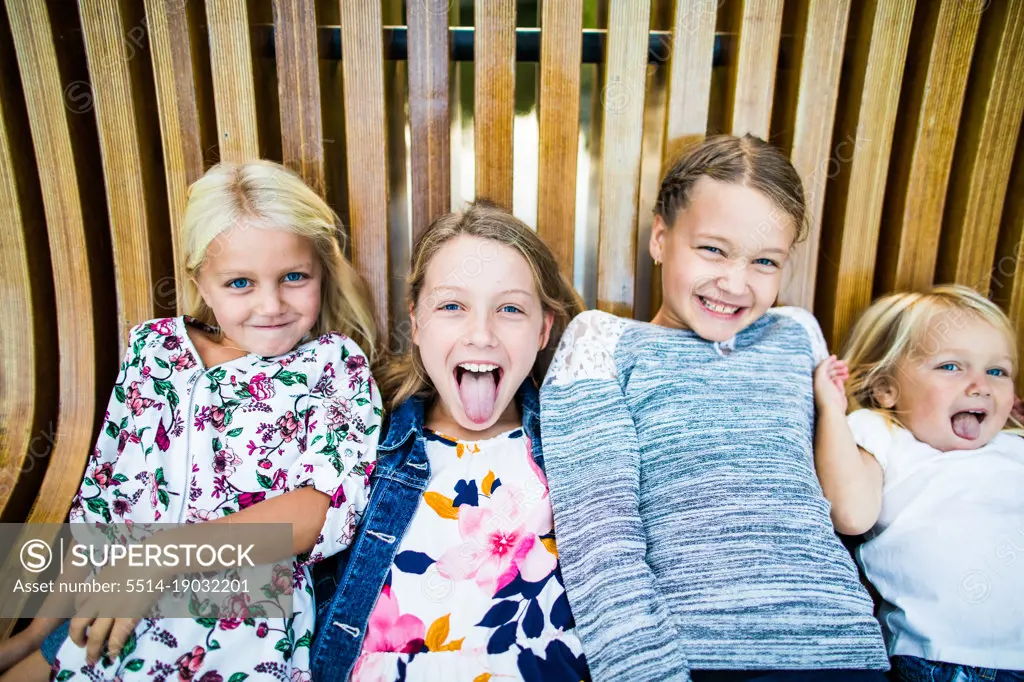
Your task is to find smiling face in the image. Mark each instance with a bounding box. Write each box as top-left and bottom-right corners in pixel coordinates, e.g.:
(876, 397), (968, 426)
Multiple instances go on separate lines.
(649, 177), (796, 342)
(412, 235), (553, 440)
(194, 224), (322, 357)
(878, 311), (1015, 452)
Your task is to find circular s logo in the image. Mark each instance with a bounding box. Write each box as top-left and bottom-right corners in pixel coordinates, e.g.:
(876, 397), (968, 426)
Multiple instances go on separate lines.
(20, 539), (52, 573)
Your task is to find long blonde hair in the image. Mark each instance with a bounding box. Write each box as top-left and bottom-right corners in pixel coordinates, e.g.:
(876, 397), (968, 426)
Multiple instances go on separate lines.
(379, 201), (584, 410)
(180, 160), (378, 362)
(842, 284), (1020, 430)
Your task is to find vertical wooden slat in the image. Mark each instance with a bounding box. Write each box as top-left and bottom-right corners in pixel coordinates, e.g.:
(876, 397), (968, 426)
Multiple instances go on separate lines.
(79, 0), (173, 344)
(729, 0), (784, 139)
(5, 0), (116, 524)
(992, 132), (1024, 394)
(662, 0), (717, 161)
(0, 6), (56, 522)
(206, 0), (259, 161)
(537, 0), (583, 275)
(474, 0), (515, 209)
(408, 0), (450, 242)
(876, 0), (982, 295)
(597, 0), (651, 317)
(780, 0), (851, 309)
(145, 0), (207, 311)
(938, 1), (1024, 293)
(273, 0), (324, 195)
(816, 0), (915, 347)
(339, 1), (389, 330)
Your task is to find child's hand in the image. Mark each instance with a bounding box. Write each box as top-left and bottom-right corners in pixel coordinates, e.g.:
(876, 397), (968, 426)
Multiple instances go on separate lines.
(814, 355), (849, 414)
(0, 627), (40, 673)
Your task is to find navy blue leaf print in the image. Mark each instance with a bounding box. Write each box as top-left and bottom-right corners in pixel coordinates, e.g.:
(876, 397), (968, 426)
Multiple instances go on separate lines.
(494, 572), (552, 600)
(486, 621), (518, 654)
(477, 599), (519, 627)
(490, 477), (502, 494)
(549, 592), (574, 630)
(522, 598), (544, 638)
(517, 647), (544, 682)
(452, 479), (479, 507)
(393, 551), (435, 575)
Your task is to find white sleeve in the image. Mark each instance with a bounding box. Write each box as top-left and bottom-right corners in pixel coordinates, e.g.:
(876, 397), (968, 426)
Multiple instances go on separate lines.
(543, 309), (629, 385)
(772, 306), (829, 365)
(847, 409), (896, 471)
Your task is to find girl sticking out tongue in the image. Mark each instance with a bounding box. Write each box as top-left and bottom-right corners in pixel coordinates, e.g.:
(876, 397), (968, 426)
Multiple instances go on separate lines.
(311, 203), (591, 682)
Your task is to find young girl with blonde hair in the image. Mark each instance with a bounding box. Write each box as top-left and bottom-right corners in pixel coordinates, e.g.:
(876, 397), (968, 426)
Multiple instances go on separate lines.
(1, 160), (382, 681)
(815, 284), (1024, 681)
(311, 201), (591, 682)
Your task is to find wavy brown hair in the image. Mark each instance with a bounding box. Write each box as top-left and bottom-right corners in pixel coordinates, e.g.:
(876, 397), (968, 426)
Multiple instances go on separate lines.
(379, 201), (584, 410)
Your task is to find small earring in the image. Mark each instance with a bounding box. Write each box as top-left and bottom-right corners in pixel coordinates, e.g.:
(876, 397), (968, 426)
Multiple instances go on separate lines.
(654, 259), (661, 266)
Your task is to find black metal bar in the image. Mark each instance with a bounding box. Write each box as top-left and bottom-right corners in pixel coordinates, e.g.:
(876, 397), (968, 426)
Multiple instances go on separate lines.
(253, 25), (739, 67)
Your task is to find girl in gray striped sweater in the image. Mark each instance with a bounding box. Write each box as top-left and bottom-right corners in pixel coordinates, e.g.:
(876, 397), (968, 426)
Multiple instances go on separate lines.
(540, 135), (888, 682)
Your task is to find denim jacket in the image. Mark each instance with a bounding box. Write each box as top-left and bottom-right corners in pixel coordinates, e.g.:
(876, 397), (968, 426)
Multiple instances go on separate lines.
(309, 380), (544, 682)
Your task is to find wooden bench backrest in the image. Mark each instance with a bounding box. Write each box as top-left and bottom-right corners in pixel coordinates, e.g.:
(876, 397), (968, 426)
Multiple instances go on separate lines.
(1, 0), (1022, 564)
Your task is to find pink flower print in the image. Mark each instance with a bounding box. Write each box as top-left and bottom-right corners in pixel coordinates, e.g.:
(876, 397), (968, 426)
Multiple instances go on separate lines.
(237, 491), (266, 510)
(258, 458), (273, 469)
(186, 508), (217, 523)
(218, 618), (241, 630)
(175, 645), (205, 681)
(271, 564), (294, 596)
(141, 365), (151, 378)
(209, 407), (227, 432)
(270, 469), (288, 491)
(171, 351), (196, 372)
(163, 335), (181, 350)
(112, 498), (132, 517)
(224, 593), (251, 619)
(125, 382), (155, 416)
(69, 503), (84, 522)
(197, 674), (222, 682)
(149, 318), (176, 337)
(92, 463), (114, 489)
(276, 411), (300, 442)
(329, 485), (347, 509)
(212, 446), (241, 476)
(256, 622), (269, 638)
(247, 372), (275, 401)
(291, 670), (312, 682)
(345, 355), (366, 373)
(436, 485), (556, 594)
(360, 584), (425, 654)
(325, 399), (354, 431)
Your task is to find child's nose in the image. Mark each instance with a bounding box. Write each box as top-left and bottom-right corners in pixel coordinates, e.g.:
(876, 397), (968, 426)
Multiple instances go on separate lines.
(716, 262), (747, 295)
(464, 313), (498, 347)
(966, 374), (992, 397)
(256, 286), (286, 315)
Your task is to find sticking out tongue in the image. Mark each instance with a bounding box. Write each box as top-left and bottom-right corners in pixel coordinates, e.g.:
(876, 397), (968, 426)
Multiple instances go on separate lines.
(458, 370), (498, 424)
(951, 412), (982, 440)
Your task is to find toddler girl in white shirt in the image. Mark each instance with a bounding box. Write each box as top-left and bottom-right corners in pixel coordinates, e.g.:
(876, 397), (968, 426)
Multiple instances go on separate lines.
(813, 284), (1023, 682)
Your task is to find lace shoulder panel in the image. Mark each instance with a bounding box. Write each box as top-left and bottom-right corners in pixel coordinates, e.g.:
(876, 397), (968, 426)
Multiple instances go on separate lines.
(544, 310), (630, 386)
(770, 306), (829, 364)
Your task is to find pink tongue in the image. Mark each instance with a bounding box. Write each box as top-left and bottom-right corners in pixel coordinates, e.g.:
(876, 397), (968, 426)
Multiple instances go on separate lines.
(952, 412), (981, 440)
(459, 371), (498, 424)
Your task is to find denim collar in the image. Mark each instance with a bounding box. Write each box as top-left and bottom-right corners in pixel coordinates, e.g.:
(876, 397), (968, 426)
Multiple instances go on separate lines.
(379, 378), (541, 453)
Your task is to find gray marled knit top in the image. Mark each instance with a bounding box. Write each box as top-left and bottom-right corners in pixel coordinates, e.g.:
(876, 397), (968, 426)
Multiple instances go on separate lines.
(540, 308), (887, 681)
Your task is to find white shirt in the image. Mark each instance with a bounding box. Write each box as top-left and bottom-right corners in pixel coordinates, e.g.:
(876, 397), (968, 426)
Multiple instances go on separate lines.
(848, 409), (1024, 669)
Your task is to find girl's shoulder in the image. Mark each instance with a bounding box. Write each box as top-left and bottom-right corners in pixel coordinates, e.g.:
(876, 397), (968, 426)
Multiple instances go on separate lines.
(763, 306), (828, 364)
(545, 310), (633, 385)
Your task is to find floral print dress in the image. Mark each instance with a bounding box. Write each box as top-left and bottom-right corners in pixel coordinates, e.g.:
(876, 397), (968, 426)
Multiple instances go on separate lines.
(53, 316), (382, 682)
(352, 428), (588, 682)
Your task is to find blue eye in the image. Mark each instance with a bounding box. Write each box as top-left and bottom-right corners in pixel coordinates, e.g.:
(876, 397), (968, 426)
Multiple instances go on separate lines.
(227, 278), (250, 289)
(283, 272), (306, 283)
(988, 367), (1009, 377)
(699, 246), (724, 256)
(753, 258), (779, 268)
(937, 363), (958, 372)
(439, 303), (460, 312)
(500, 305), (523, 314)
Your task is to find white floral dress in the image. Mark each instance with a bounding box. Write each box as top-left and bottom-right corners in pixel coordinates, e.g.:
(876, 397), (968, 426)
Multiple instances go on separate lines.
(54, 316), (382, 682)
(351, 428), (588, 682)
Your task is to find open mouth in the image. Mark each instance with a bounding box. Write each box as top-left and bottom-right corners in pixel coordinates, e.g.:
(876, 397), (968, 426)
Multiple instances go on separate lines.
(697, 295), (745, 318)
(951, 410), (986, 440)
(454, 362), (504, 424)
